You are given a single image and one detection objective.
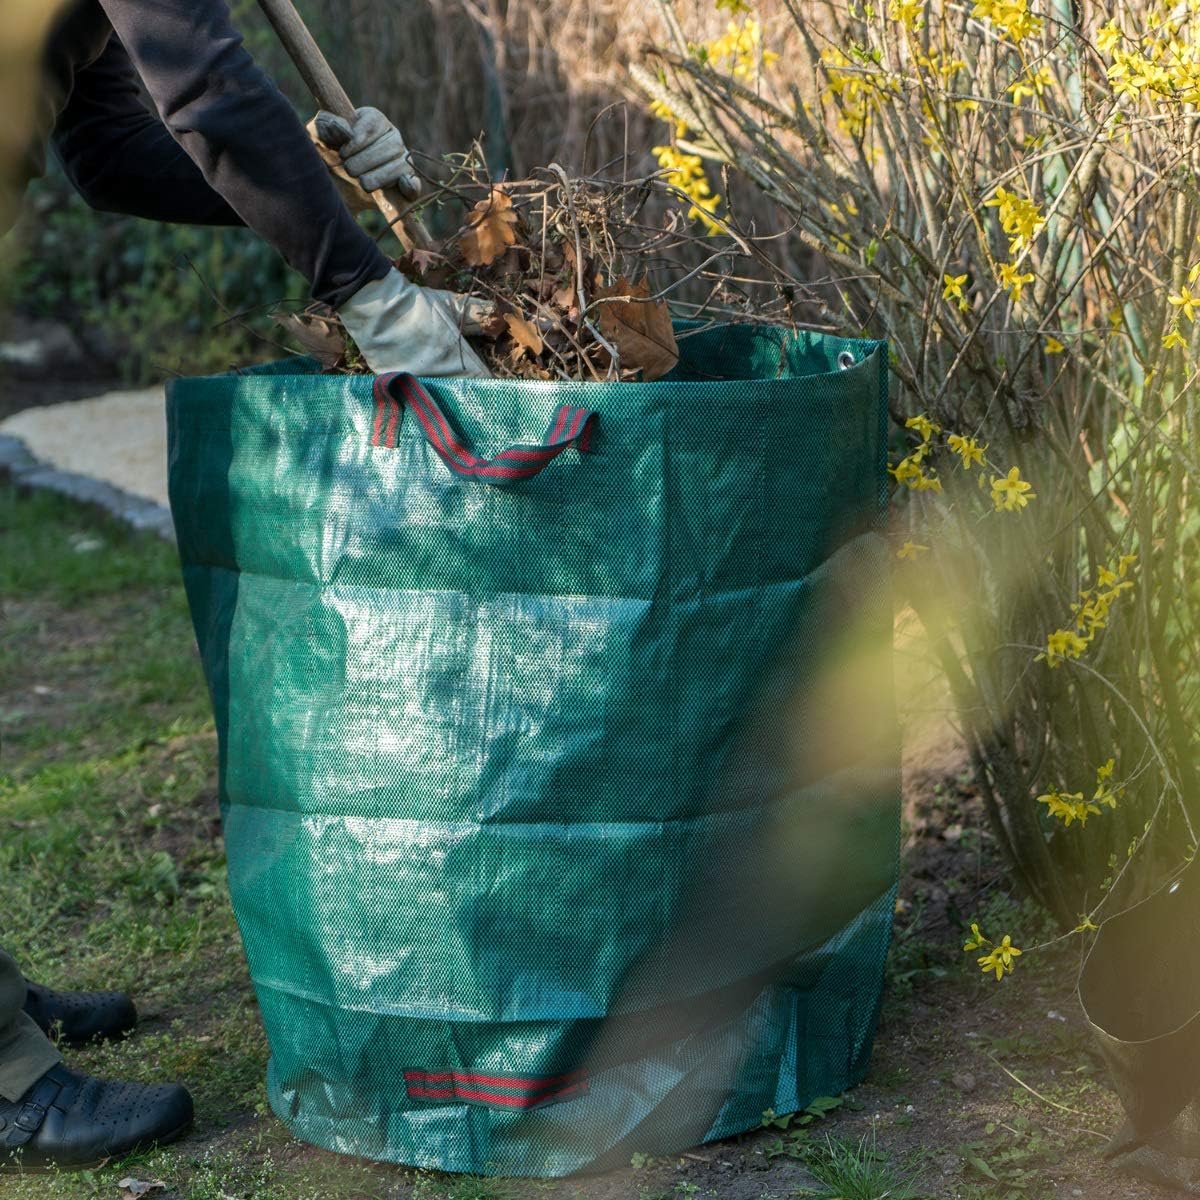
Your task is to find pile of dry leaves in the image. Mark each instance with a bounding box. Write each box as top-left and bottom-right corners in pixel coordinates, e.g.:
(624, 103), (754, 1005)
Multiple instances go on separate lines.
(277, 162), (801, 382)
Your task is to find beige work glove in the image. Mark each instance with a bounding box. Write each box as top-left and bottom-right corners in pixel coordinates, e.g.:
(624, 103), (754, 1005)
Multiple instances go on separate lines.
(307, 108), (419, 212)
(338, 269), (492, 378)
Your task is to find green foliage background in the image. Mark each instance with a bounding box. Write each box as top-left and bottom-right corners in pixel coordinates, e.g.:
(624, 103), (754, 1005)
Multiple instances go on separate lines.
(0, 0), (326, 383)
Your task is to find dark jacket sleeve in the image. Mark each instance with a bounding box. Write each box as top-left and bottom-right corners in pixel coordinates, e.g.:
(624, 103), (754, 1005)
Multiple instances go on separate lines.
(87, 0), (392, 308)
(53, 37), (244, 227)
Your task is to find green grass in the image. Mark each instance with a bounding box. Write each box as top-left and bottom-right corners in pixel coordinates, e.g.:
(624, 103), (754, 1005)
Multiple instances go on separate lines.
(796, 1128), (924, 1200)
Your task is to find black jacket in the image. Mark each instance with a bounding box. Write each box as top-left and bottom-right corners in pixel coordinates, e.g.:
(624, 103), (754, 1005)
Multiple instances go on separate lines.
(11, 0), (391, 307)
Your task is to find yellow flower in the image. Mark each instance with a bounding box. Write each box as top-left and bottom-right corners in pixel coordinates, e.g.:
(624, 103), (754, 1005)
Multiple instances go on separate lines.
(990, 465), (1036, 511)
(1038, 789), (1098, 827)
(1073, 914), (1099, 933)
(889, 0), (924, 28)
(977, 935), (1022, 980)
(1037, 627), (1089, 667)
(1008, 65), (1053, 103)
(1045, 336), (1065, 354)
(1096, 21), (1122, 56)
(1164, 328), (1188, 349)
(947, 433), (986, 469)
(985, 187), (1046, 254)
(1093, 757), (1123, 809)
(702, 17), (779, 81)
(1118, 553), (1138, 576)
(652, 144), (725, 235)
(963, 922), (990, 952)
(905, 413), (942, 440)
(971, 0), (1042, 43)
(1170, 286), (1199, 321)
(997, 261), (1036, 304)
(896, 540), (931, 560)
(943, 272), (968, 302)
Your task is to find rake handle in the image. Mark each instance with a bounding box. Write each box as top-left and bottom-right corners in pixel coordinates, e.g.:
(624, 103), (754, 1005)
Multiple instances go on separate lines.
(255, 0), (433, 252)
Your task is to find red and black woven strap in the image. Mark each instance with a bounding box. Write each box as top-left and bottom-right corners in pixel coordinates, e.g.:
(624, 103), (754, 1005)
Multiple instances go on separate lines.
(372, 372), (596, 484)
(404, 1067), (589, 1109)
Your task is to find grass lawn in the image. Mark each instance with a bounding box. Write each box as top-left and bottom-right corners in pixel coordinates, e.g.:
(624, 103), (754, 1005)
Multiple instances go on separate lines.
(0, 483), (1174, 1200)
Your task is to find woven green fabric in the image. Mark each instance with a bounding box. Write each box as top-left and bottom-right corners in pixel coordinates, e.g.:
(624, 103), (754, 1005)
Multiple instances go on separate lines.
(166, 323), (899, 1176)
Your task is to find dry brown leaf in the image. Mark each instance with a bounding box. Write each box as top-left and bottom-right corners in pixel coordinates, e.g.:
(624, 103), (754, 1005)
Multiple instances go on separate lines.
(551, 281), (577, 312)
(593, 277), (679, 381)
(117, 1179), (167, 1200)
(504, 313), (544, 358)
(459, 187), (518, 267)
(275, 310), (346, 369)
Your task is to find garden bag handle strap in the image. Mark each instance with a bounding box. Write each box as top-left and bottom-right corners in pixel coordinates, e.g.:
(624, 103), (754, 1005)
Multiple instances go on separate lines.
(372, 372), (597, 485)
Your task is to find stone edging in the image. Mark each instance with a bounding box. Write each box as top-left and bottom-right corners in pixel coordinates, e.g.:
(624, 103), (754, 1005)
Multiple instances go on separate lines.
(0, 433), (175, 541)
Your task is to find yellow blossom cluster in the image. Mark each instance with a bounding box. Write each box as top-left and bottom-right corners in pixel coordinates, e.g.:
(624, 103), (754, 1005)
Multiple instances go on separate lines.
(1166, 266), (1200, 346)
(984, 186), (1046, 256)
(648, 96), (723, 234)
(890, 414), (944, 492)
(701, 17), (779, 81)
(1098, 7), (1200, 104)
(943, 272), (970, 313)
(914, 47), (967, 83)
(889, 0), (924, 31)
(970, 0), (1043, 44)
(948, 432), (986, 469)
(821, 46), (886, 139)
(963, 923), (1022, 980)
(651, 144), (724, 234)
(649, 98), (687, 140)
(1037, 759), (1124, 829)
(1008, 64), (1054, 102)
(890, 415), (1026, 508)
(996, 262), (1036, 305)
(990, 465), (1035, 510)
(1037, 554), (1137, 666)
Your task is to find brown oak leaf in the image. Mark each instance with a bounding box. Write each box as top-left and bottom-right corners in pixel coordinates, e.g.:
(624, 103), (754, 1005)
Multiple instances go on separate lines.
(592, 277), (679, 381)
(459, 187), (518, 267)
(504, 313), (544, 359)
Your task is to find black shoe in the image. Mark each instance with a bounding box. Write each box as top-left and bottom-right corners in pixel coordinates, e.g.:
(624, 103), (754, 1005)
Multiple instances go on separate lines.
(0, 1065), (193, 1172)
(23, 982), (137, 1046)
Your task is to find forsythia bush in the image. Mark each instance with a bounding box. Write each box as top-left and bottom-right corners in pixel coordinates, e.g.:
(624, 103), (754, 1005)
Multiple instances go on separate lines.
(637, 0), (1200, 971)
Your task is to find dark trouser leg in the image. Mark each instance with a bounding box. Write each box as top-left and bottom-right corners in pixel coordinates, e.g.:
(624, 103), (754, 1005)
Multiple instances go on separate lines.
(0, 949), (61, 1102)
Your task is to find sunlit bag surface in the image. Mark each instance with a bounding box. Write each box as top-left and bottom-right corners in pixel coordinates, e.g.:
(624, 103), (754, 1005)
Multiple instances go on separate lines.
(166, 323), (900, 1176)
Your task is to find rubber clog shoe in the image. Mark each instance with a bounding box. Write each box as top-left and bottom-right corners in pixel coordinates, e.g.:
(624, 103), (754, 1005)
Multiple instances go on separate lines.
(0, 1065), (193, 1172)
(22, 982), (137, 1046)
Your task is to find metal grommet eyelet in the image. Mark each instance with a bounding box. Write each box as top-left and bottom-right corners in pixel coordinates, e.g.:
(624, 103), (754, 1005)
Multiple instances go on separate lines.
(837, 350), (856, 370)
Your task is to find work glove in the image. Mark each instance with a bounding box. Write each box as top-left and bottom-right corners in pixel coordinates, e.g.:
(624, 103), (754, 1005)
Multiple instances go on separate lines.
(310, 107), (420, 203)
(338, 268), (493, 377)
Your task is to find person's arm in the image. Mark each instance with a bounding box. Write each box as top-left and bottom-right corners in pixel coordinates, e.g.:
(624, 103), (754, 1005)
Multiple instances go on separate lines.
(52, 36), (244, 227)
(93, 0), (391, 309)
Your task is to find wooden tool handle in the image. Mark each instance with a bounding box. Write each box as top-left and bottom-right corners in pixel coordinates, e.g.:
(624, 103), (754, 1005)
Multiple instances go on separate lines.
(255, 0), (433, 253)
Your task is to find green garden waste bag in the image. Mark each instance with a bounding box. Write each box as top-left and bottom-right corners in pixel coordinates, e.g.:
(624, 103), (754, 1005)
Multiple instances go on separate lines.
(166, 323), (900, 1176)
